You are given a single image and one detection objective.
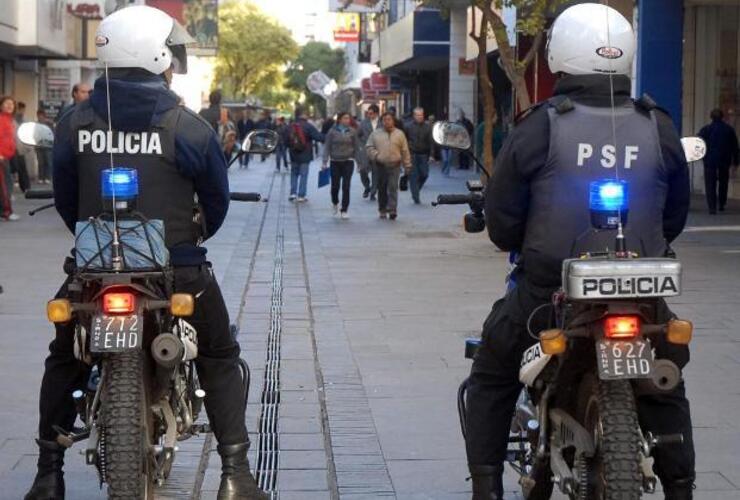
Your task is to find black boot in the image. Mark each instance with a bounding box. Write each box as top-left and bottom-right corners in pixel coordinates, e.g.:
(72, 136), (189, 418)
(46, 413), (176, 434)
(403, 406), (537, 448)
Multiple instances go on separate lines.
(470, 464), (504, 500)
(664, 477), (695, 500)
(217, 443), (269, 500)
(24, 439), (65, 500)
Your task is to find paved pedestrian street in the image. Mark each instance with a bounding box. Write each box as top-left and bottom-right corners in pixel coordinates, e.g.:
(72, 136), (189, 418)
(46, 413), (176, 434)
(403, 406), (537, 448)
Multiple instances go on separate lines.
(1, 158), (739, 499)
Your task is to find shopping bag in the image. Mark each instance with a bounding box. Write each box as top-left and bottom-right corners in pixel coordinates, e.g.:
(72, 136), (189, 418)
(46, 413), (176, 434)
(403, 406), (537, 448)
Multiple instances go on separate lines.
(318, 167), (331, 188)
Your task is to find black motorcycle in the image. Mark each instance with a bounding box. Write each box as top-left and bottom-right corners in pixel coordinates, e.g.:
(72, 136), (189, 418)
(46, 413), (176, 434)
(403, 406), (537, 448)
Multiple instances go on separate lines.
(20, 121), (276, 498)
(432, 121), (706, 499)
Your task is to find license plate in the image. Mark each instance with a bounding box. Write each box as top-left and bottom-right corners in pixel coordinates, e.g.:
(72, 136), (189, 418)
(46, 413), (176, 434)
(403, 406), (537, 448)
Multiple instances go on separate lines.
(90, 314), (142, 352)
(596, 339), (653, 380)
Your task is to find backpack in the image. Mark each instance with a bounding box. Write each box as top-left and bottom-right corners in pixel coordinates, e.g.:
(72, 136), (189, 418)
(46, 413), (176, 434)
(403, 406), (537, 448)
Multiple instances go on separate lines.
(288, 122), (308, 153)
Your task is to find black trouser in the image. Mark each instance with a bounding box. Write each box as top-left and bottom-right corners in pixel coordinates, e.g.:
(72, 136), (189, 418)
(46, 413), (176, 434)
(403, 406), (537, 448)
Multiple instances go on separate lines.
(360, 161), (377, 196)
(37, 264), (248, 446)
(10, 154), (30, 192)
(465, 275), (695, 489)
(330, 159), (354, 211)
(704, 164), (730, 212)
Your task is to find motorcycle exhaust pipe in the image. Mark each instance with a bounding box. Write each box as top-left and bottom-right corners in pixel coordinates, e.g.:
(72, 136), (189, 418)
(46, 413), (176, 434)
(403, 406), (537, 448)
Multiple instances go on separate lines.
(636, 359), (681, 394)
(151, 333), (185, 369)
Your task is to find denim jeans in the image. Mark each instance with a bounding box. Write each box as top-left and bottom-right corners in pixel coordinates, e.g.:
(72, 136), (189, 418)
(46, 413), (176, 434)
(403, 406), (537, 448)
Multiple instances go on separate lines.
(291, 162), (310, 197)
(276, 145), (289, 170)
(410, 153), (430, 202)
(441, 149), (451, 175)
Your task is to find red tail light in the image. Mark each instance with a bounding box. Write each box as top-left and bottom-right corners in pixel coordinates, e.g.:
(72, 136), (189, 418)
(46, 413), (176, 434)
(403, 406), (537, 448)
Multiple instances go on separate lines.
(103, 292), (136, 315)
(604, 315), (641, 339)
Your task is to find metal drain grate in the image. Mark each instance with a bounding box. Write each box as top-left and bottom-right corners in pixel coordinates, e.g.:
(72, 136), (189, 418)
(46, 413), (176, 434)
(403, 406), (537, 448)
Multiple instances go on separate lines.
(254, 180), (285, 493)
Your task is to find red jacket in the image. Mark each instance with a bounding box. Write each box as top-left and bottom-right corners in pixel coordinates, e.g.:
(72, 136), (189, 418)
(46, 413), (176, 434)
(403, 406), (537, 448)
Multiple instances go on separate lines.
(0, 112), (16, 160)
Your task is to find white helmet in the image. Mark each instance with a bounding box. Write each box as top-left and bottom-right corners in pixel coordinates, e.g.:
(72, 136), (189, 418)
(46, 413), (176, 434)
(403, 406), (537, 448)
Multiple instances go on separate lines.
(95, 5), (194, 75)
(547, 3), (635, 76)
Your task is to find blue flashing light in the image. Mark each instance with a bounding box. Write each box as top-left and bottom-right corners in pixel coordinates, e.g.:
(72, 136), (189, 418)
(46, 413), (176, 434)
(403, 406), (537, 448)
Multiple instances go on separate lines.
(102, 168), (139, 200)
(589, 179), (629, 213)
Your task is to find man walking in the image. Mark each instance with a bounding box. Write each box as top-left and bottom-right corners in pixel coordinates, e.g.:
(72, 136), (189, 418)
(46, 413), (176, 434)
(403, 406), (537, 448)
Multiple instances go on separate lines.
(366, 112), (411, 220)
(698, 109), (739, 214)
(406, 107), (433, 204)
(358, 104), (380, 199)
(237, 107), (255, 169)
(288, 108), (323, 202)
(198, 89), (222, 132)
(275, 116), (290, 172)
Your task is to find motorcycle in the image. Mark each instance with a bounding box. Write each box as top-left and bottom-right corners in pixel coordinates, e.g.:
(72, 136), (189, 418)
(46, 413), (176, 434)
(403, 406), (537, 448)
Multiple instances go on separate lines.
(19, 121), (277, 498)
(431, 120), (706, 499)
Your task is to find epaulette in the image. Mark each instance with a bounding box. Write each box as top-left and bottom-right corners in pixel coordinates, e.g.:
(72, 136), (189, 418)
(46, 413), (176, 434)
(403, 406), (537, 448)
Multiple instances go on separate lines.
(634, 93), (672, 117)
(548, 95), (575, 114)
(514, 101), (547, 125)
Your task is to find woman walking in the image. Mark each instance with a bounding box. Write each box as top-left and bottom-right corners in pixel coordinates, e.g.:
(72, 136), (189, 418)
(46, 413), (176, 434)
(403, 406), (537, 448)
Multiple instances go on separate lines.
(322, 112), (360, 219)
(0, 96), (19, 221)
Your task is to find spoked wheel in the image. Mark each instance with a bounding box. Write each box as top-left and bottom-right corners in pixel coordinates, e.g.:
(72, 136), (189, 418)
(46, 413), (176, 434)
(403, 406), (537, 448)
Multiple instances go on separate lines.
(576, 375), (642, 500)
(101, 350), (155, 500)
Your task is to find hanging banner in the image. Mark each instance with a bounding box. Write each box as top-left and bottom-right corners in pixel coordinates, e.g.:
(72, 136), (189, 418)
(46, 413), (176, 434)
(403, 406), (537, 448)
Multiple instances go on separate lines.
(333, 13), (360, 42)
(329, 0), (383, 13)
(146, 0), (218, 55)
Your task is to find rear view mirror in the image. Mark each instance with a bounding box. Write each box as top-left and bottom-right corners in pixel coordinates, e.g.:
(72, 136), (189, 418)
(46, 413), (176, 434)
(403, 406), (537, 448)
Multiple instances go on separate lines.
(242, 129), (278, 155)
(681, 137), (706, 163)
(18, 122), (54, 148)
(432, 121), (471, 151)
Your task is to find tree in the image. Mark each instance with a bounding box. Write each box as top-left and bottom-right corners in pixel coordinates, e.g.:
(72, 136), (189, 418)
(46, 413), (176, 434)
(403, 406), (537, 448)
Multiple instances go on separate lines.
(421, 0), (562, 175)
(214, 1), (298, 100)
(285, 42), (346, 117)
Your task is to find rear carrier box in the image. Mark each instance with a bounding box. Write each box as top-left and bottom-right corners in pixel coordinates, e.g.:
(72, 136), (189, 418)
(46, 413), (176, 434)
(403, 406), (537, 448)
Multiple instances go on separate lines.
(562, 258), (682, 300)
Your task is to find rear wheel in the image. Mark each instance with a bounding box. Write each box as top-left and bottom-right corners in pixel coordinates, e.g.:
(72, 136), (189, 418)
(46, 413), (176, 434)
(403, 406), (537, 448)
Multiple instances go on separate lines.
(102, 350), (154, 499)
(577, 375), (642, 500)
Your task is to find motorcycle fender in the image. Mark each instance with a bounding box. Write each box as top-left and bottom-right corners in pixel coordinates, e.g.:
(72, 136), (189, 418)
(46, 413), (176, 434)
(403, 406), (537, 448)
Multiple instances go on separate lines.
(549, 408), (595, 456)
(519, 343), (552, 387)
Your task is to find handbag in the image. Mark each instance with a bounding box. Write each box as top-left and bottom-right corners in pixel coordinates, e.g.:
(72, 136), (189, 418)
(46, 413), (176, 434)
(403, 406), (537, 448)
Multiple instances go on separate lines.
(399, 173), (409, 192)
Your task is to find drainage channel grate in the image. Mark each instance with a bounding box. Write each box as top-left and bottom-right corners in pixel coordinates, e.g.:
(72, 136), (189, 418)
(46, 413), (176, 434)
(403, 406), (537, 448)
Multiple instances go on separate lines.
(254, 178), (285, 493)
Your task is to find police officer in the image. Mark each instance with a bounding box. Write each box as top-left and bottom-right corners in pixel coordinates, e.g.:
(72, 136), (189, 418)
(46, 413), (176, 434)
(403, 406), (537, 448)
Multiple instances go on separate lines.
(25, 6), (267, 500)
(464, 4), (694, 500)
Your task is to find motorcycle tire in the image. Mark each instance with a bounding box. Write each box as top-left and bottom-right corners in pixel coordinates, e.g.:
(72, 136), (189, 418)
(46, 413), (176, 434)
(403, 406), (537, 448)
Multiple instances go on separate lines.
(577, 375), (642, 500)
(102, 350), (154, 500)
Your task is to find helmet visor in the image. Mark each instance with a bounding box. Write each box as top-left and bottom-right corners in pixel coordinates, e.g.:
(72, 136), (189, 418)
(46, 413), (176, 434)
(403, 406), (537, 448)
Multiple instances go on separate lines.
(167, 21), (194, 74)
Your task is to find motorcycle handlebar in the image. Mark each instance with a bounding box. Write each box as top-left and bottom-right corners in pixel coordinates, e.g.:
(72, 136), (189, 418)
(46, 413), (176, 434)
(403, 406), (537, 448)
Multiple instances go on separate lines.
(26, 189), (54, 200)
(433, 194), (475, 206)
(229, 192), (262, 202)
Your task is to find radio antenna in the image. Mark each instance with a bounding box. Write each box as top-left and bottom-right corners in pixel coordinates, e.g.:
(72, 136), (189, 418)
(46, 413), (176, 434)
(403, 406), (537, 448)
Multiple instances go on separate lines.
(603, 1), (627, 253)
(104, 62), (123, 271)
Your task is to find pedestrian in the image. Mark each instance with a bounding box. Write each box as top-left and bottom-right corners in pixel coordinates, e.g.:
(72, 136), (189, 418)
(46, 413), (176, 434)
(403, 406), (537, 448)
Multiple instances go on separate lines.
(288, 108), (324, 202)
(456, 109), (474, 170)
(323, 112), (360, 219)
(275, 116), (290, 172)
(0, 96), (19, 220)
(222, 130), (241, 166)
(366, 111), (412, 220)
(406, 107), (433, 204)
(36, 109), (55, 184)
(198, 89), (222, 132)
(698, 108), (739, 214)
(358, 104), (381, 200)
(11, 100), (30, 192)
(237, 107), (255, 169)
(59, 82), (92, 118)
(256, 110), (275, 162)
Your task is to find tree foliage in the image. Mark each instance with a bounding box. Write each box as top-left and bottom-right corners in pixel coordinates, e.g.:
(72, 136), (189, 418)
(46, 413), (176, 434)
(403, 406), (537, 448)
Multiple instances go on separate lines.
(285, 41), (346, 117)
(420, 0), (563, 175)
(214, 1), (298, 103)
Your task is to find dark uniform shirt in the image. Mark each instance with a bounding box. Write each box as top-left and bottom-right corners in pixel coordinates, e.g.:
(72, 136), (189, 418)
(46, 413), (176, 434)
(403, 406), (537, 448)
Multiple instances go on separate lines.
(486, 74), (690, 286)
(53, 74), (229, 267)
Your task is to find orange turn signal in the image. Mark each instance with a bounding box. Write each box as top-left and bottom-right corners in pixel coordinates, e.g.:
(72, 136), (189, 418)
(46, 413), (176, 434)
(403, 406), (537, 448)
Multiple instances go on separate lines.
(540, 329), (566, 355)
(170, 293), (195, 317)
(47, 299), (73, 323)
(666, 319), (692, 345)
